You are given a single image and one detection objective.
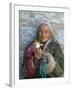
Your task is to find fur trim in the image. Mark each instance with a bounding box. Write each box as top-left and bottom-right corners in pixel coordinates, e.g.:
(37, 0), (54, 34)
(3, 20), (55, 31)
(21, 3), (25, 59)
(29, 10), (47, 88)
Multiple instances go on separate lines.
(44, 53), (56, 74)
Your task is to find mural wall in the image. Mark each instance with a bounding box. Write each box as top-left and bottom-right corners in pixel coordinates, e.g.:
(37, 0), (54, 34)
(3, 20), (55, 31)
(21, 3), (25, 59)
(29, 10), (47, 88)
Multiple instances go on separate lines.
(19, 11), (64, 79)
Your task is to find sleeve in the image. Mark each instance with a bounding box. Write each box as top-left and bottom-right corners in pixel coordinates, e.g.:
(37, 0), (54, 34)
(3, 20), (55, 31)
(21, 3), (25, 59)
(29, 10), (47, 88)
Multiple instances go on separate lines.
(48, 42), (64, 77)
(23, 47), (35, 77)
(52, 42), (64, 77)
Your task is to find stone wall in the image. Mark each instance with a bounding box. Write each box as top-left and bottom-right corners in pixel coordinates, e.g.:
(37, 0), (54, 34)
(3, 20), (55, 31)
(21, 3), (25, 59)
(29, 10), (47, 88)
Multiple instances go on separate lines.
(19, 10), (64, 79)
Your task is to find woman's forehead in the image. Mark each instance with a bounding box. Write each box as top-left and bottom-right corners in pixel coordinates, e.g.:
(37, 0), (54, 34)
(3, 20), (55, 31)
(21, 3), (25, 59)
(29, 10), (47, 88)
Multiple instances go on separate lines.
(39, 23), (50, 31)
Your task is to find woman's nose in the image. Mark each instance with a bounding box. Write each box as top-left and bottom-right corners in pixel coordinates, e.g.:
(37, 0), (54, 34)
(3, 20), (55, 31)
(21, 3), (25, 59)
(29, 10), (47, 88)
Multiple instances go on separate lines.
(42, 32), (45, 37)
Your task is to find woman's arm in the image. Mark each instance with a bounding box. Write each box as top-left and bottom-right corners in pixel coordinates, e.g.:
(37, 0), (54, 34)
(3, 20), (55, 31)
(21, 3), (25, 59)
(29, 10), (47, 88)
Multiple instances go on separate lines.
(46, 41), (64, 77)
(51, 42), (64, 77)
(22, 47), (35, 78)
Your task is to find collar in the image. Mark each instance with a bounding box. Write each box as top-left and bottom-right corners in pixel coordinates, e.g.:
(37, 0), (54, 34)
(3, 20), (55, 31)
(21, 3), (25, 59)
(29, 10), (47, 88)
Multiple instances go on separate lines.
(43, 38), (52, 53)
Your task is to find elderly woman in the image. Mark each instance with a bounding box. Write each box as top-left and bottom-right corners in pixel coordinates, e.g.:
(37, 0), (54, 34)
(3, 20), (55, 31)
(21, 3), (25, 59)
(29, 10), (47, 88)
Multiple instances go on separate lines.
(22, 23), (64, 78)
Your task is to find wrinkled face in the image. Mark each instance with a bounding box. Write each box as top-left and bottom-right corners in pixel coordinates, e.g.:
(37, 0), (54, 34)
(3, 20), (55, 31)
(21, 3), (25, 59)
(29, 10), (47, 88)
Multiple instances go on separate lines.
(38, 24), (50, 42)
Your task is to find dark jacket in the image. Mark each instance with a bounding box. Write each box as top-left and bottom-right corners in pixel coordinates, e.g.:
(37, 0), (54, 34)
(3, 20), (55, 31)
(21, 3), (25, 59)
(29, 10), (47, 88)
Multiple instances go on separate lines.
(45, 39), (64, 77)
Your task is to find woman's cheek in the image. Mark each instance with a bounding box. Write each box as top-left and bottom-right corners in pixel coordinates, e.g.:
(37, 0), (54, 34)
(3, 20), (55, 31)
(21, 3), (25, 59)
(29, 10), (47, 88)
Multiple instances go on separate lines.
(39, 33), (49, 41)
(46, 34), (49, 39)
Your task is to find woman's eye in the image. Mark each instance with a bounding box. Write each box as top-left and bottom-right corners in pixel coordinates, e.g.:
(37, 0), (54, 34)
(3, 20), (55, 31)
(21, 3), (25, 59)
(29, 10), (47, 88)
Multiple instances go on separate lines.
(39, 32), (42, 35)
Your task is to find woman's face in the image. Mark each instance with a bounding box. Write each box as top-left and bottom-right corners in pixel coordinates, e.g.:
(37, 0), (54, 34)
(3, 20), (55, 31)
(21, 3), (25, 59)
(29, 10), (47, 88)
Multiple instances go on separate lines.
(38, 24), (50, 42)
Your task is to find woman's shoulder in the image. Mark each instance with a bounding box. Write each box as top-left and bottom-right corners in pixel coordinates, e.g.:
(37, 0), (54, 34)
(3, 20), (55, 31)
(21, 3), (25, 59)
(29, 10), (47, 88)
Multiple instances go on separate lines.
(48, 39), (60, 47)
(48, 39), (63, 53)
(50, 39), (63, 54)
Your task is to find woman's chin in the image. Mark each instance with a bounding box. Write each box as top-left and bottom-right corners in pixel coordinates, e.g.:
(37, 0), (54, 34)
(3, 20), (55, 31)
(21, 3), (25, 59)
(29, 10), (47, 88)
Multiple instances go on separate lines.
(41, 39), (48, 43)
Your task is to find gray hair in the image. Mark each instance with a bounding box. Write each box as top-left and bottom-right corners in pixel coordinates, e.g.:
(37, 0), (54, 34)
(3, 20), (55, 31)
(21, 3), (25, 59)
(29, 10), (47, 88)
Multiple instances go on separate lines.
(36, 22), (55, 40)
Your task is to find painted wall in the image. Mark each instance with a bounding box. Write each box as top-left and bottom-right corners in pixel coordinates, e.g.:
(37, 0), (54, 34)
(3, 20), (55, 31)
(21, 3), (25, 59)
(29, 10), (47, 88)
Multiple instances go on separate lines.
(19, 11), (64, 79)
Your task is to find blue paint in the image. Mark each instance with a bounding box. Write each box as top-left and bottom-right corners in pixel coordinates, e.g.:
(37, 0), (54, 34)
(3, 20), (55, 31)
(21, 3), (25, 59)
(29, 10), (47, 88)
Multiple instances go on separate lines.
(40, 59), (48, 78)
